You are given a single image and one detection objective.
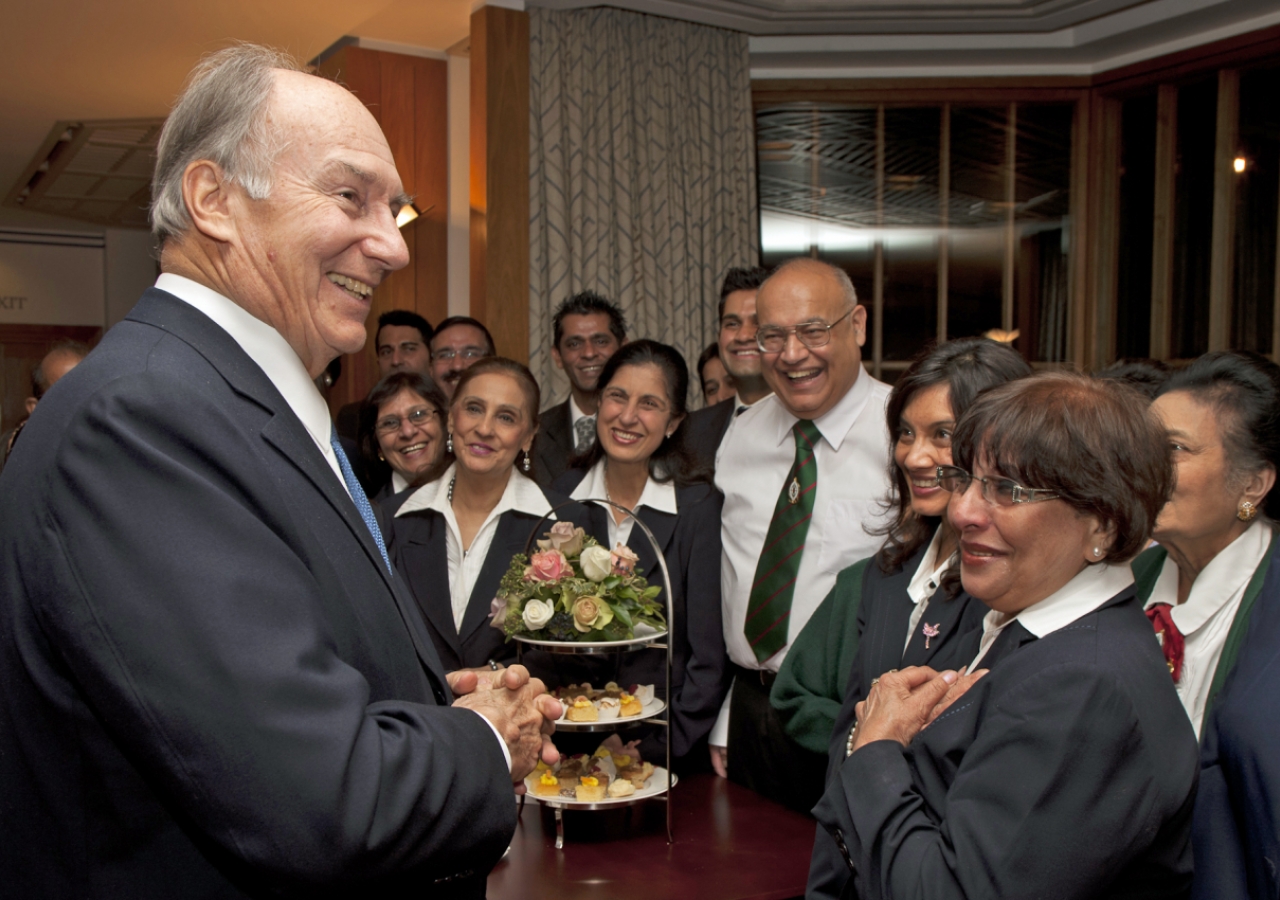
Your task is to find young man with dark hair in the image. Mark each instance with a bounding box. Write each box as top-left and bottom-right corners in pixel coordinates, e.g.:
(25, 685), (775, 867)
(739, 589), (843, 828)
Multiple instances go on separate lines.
(685, 266), (772, 467)
(533, 291), (627, 486)
(375, 309), (434, 377)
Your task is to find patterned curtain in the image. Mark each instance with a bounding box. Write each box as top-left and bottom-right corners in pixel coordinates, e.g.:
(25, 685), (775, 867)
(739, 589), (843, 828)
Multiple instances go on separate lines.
(529, 7), (759, 405)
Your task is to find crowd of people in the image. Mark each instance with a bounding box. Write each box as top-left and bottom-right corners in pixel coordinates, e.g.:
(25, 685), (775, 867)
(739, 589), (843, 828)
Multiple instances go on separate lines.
(3, 42), (1279, 900)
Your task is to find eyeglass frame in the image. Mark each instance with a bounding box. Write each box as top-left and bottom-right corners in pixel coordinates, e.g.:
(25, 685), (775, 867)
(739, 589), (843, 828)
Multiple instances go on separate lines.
(755, 308), (855, 354)
(375, 405), (441, 436)
(430, 347), (488, 363)
(935, 465), (1061, 507)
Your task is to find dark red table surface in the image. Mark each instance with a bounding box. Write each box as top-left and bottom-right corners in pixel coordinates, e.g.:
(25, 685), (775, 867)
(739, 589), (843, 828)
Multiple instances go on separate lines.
(486, 773), (815, 900)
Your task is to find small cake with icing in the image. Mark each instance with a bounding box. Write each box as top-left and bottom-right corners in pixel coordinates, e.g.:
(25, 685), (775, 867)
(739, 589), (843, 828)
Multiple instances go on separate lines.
(576, 775), (606, 802)
(596, 697), (620, 720)
(603, 681), (624, 699)
(629, 684), (655, 706)
(619, 761), (656, 787)
(619, 693), (642, 717)
(607, 779), (636, 798)
(566, 695), (598, 722)
(534, 772), (561, 796)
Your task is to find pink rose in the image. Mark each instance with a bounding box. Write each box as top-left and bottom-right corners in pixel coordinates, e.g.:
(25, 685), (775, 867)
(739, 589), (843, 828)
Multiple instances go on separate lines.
(538, 521), (585, 557)
(528, 549), (570, 582)
(611, 543), (640, 575)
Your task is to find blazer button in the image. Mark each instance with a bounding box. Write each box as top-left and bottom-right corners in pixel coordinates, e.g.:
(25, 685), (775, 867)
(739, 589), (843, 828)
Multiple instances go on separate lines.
(834, 829), (854, 870)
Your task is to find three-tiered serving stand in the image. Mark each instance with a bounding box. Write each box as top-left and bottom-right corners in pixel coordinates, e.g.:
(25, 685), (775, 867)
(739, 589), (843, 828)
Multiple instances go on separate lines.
(515, 499), (675, 848)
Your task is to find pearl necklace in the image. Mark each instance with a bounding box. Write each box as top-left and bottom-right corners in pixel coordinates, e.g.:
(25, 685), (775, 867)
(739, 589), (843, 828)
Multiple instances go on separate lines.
(447, 474), (456, 503)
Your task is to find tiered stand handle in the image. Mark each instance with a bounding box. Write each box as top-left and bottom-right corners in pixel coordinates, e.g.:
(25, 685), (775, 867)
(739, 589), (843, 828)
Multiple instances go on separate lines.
(515, 499), (676, 847)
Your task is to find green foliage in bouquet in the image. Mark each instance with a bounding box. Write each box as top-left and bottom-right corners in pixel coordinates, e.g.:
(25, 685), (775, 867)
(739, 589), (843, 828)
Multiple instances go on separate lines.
(488, 521), (666, 643)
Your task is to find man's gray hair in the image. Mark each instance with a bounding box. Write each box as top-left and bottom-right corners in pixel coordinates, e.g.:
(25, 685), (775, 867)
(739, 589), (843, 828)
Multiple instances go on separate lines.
(150, 44), (305, 243)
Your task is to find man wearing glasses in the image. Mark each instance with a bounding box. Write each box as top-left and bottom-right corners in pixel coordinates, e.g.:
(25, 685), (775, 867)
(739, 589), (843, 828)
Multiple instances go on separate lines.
(709, 257), (893, 812)
(429, 316), (495, 399)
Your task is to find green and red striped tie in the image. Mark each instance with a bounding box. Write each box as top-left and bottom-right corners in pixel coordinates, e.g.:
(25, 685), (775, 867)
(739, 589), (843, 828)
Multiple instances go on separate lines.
(744, 419), (821, 663)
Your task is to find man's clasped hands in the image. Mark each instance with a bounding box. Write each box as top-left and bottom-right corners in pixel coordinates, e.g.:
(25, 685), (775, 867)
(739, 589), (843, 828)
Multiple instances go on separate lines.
(447, 665), (563, 791)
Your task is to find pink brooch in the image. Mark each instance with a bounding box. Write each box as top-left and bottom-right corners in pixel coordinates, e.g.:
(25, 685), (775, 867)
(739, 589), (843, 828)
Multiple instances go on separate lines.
(922, 622), (940, 649)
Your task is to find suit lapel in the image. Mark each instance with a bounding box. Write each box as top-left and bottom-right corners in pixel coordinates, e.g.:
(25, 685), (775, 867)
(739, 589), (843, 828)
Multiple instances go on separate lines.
(903, 589), (978, 668)
(979, 620), (1038, 670)
(459, 511), (534, 642)
(129, 290), (453, 692)
(864, 562), (917, 681)
(630, 504), (677, 581)
(397, 513), (463, 658)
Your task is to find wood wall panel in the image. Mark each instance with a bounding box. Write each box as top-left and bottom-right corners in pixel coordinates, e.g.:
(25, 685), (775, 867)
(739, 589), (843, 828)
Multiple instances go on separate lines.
(470, 5), (530, 363)
(318, 47), (448, 414)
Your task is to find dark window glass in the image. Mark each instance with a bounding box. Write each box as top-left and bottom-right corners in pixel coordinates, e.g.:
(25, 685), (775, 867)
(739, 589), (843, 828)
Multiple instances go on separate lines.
(1233, 66), (1280, 354)
(1171, 77), (1217, 359)
(1116, 94), (1157, 359)
(883, 108), (942, 358)
(948, 107), (1008, 341)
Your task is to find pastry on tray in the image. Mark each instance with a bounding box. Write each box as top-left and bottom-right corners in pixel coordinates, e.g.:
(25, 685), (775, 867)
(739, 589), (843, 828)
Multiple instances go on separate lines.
(611, 753), (632, 770)
(575, 775), (606, 802)
(596, 697), (620, 720)
(603, 681), (624, 699)
(618, 761), (656, 787)
(629, 684), (655, 706)
(566, 696), (598, 722)
(534, 772), (561, 797)
(607, 779), (636, 798)
(619, 693), (642, 717)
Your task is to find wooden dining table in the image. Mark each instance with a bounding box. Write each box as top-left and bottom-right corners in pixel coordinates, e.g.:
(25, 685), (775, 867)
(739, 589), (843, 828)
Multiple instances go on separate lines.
(486, 772), (816, 900)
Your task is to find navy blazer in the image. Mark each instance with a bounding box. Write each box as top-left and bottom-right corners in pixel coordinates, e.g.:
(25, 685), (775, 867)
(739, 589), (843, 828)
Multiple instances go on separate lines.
(382, 481), (586, 673)
(807, 536), (991, 898)
(0, 289), (513, 898)
(1192, 535), (1280, 900)
(552, 469), (731, 758)
(684, 397), (735, 471)
(532, 399), (575, 488)
(811, 586), (1199, 900)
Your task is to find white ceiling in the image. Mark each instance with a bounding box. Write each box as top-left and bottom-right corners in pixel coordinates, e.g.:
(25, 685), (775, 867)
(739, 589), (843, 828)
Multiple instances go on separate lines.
(1, 0), (1275, 232)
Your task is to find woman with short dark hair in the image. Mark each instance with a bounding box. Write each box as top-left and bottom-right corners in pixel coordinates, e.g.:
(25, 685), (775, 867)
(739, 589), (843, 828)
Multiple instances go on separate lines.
(359, 371), (448, 502)
(812, 371), (1198, 900)
(1136, 351), (1280, 899)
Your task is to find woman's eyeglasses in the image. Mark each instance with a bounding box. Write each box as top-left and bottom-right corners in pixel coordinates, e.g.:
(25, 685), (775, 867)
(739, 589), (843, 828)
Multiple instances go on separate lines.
(935, 465), (1060, 507)
(376, 407), (439, 436)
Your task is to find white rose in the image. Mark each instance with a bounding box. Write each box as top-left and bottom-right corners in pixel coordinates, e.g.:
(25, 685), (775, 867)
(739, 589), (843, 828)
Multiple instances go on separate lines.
(580, 545), (613, 582)
(522, 598), (555, 630)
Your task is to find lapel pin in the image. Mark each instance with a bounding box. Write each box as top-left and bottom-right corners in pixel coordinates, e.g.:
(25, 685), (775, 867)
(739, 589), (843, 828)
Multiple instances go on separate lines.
(923, 622), (940, 649)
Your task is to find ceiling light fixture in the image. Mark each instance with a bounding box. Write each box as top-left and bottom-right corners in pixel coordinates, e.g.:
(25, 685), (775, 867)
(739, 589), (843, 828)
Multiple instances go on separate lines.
(1234, 156), (1247, 174)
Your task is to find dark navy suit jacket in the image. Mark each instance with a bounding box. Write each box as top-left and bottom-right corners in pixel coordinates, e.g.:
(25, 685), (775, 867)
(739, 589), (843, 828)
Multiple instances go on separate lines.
(0, 289), (512, 898)
(1192, 535), (1280, 900)
(532, 399), (575, 488)
(811, 586), (1199, 900)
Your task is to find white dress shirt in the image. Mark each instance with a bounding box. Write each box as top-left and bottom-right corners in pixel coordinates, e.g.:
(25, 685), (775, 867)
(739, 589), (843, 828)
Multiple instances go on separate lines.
(390, 472), (410, 495)
(968, 563), (1136, 671)
(903, 528), (958, 654)
(396, 463), (554, 630)
(158, 275), (513, 767)
(708, 367), (891, 747)
(570, 459), (679, 549)
(157, 274), (347, 493)
(716, 366), (892, 671)
(1144, 522), (1271, 737)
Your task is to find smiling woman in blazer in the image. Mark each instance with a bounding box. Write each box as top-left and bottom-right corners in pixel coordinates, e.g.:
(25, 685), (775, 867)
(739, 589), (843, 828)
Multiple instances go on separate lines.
(553, 340), (731, 766)
(382, 357), (587, 673)
(812, 372), (1199, 900)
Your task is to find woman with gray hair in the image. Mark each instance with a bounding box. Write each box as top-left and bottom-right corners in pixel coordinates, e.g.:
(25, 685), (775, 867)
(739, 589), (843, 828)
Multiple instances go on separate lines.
(811, 372), (1198, 900)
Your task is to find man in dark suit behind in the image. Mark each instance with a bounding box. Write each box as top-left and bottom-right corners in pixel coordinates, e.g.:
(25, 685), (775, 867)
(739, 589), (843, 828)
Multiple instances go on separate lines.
(684, 266), (772, 470)
(533, 290), (626, 487)
(0, 44), (559, 899)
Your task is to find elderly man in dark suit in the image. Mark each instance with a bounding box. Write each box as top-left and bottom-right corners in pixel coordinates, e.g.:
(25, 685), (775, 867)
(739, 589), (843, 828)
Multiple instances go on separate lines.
(533, 290), (626, 487)
(0, 44), (559, 899)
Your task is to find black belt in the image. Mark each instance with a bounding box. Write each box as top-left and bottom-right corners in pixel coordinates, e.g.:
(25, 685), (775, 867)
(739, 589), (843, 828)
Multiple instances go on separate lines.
(731, 662), (778, 688)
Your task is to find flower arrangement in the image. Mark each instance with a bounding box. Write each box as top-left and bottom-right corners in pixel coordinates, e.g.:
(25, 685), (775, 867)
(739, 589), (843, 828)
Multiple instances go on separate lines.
(490, 521), (666, 642)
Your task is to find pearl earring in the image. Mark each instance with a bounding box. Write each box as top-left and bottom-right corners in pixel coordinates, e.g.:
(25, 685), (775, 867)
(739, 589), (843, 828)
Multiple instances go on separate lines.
(446, 433), (453, 454)
(521, 450), (532, 473)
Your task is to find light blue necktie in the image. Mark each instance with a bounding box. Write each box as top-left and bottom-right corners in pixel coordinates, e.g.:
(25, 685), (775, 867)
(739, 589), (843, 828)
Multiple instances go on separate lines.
(330, 426), (392, 573)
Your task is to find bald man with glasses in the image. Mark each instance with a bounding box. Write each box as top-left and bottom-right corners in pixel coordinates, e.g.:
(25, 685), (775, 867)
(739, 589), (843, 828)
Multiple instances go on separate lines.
(708, 257), (893, 813)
